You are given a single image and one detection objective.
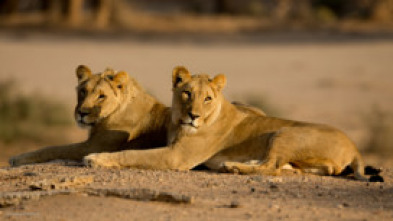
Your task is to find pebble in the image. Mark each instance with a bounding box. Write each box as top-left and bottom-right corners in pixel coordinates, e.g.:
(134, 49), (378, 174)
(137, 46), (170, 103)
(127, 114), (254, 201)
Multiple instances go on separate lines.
(269, 184), (279, 191)
(230, 201), (243, 208)
(268, 177), (283, 183)
(337, 203), (350, 209)
(23, 172), (38, 177)
(251, 176), (263, 182)
(269, 204), (280, 210)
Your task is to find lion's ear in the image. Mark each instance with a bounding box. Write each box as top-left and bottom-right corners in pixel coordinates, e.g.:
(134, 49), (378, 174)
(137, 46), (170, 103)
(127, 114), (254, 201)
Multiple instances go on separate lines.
(76, 65), (92, 82)
(211, 74), (227, 91)
(113, 71), (129, 91)
(104, 67), (115, 76)
(172, 66), (191, 88)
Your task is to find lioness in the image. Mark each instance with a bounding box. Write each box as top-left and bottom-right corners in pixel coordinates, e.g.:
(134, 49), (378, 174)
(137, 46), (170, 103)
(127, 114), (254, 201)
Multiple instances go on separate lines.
(9, 65), (170, 166)
(84, 66), (382, 182)
(9, 65), (265, 167)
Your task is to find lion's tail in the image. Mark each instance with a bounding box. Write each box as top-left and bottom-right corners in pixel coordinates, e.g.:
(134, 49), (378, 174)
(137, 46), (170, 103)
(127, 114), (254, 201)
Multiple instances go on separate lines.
(350, 154), (368, 181)
(351, 154), (384, 182)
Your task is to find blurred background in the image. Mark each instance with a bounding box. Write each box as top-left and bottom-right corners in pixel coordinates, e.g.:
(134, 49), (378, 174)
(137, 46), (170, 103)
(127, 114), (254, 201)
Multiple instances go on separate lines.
(0, 0), (392, 167)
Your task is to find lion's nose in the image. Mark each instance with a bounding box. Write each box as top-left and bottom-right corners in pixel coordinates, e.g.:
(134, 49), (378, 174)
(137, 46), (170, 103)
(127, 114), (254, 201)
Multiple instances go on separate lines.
(78, 110), (90, 118)
(188, 112), (200, 120)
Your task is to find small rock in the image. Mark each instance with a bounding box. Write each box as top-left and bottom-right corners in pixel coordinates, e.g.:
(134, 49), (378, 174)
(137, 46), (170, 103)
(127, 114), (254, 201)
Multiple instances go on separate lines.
(250, 187), (256, 193)
(30, 175), (94, 190)
(23, 172), (37, 177)
(269, 204), (280, 210)
(268, 177), (283, 183)
(230, 201), (243, 208)
(269, 184), (279, 191)
(337, 203), (350, 209)
(251, 176), (263, 182)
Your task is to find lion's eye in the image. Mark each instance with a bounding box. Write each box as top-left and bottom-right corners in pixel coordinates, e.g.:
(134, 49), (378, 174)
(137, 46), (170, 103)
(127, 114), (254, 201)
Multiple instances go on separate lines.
(99, 94), (106, 99)
(182, 91), (191, 99)
(204, 96), (212, 102)
(80, 89), (87, 97)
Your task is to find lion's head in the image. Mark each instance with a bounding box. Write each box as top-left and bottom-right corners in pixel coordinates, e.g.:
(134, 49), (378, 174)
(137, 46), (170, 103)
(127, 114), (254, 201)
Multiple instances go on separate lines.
(74, 65), (132, 128)
(171, 66), (227, 134)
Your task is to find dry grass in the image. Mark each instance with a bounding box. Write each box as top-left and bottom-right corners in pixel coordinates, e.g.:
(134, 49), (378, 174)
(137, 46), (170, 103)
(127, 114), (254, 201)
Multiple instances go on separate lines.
(0, 80), (73, 144)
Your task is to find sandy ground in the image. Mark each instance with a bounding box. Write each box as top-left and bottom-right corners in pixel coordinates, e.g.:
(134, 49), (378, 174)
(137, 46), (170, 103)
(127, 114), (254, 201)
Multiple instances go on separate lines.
(0, 162), (392, 221)
(0, 33), (393, 220)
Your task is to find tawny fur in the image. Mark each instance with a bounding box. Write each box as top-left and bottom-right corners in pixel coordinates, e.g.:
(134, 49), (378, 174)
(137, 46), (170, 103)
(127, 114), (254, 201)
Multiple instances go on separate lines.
(83, 66), (372, 181)
(9, 65), (265, 167)
(9, 65), (170, 166)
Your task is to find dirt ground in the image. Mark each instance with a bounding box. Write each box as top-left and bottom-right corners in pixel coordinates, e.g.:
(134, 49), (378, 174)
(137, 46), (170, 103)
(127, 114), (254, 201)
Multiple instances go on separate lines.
(0, 162), (392, 221)
(0, 33), (393, 220)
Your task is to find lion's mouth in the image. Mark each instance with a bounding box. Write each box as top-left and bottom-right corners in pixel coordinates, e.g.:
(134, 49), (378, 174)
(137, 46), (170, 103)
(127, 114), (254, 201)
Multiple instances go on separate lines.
(180, 120), (198, 128)
(78, 119), (95, 126)
(76, 115), (96, 127)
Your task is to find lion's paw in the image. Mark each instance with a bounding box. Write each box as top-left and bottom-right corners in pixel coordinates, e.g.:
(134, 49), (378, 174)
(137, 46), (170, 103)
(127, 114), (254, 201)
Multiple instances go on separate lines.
(9, 155), (28, 167)
(221, 162), (241, 174)
(8, 157), (19, 167)
(83, 153), (120, 168)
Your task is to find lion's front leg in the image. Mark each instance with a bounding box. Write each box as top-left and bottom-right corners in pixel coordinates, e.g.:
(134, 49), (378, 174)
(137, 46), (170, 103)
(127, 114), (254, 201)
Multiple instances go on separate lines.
(83, 152), (121, 168)
(9, 142), (91, 166)
(83, 145), (205, 170)
(9, 152), (41, 167)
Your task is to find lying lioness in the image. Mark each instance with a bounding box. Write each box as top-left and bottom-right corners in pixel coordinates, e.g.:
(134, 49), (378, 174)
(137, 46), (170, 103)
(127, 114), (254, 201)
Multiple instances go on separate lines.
(9, 65), (265, 167)
(9, 65), (170, 166)
(84, 66), (382, 182)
